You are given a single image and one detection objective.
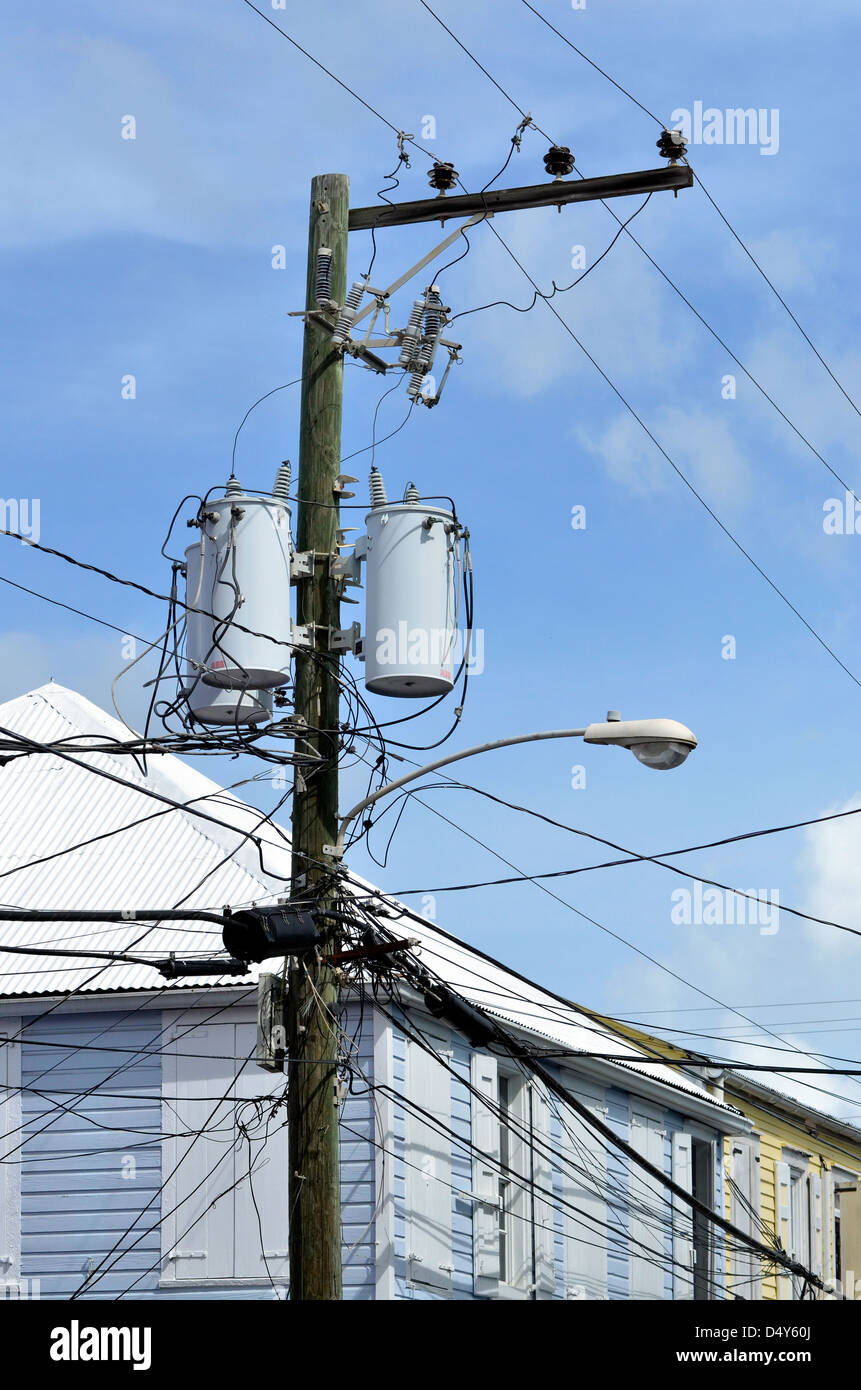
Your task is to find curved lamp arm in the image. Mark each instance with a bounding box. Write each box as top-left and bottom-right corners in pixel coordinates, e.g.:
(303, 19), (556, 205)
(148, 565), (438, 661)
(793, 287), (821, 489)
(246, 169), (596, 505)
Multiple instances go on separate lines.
(328, 715), (697, 858)
(331, 727), (588, 858)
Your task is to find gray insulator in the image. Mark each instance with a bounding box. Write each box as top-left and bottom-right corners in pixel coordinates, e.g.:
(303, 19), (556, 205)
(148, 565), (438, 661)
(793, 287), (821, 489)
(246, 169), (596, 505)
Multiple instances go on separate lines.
(399, 297), (426, 367)
(424, 285), (442, 337)
(345, 280), (364, 312)
(406, 370), (426, 400)
(315, 248), (333, 304)
(225, 475), (242, 497)
(331, 280), (366, 346)
(403, 482), (421, 504)
(369, 466), (388, 508)
(272, 460), (292, 500)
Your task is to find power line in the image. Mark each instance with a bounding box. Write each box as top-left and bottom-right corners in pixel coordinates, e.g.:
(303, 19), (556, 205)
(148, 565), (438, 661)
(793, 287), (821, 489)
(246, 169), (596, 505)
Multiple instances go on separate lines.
(517, 0), (861, 426)
(486, 219), (861, 691)
(368, 793), (861, 1103)
(375, 778), (861, 940)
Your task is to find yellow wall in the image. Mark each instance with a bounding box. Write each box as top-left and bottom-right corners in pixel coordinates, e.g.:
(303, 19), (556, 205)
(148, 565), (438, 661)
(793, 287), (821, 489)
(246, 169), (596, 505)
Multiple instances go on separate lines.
(722, 1088), (861, 1300)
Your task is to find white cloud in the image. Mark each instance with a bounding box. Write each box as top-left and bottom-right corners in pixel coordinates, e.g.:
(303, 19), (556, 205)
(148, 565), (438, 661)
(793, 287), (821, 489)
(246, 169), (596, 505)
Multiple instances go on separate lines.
(578, 404), (752, 505)
(798, 795), (861, 953)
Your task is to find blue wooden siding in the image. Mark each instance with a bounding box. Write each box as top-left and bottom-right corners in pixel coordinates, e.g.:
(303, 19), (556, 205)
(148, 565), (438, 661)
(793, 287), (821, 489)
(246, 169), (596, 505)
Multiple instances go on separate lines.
(14, 996), (733, 1301)
(17, 1000), (376, 1300)
(20, 1009), (163, 1299)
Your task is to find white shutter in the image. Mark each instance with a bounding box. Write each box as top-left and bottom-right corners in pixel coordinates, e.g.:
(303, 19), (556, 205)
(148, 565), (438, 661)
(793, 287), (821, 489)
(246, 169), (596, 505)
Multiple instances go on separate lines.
(404, 1028), (452, 1292)
(232, 1027), (289, 1281)
(0, 1028), (22, 1282)
(470, 1053), (500, 1295)
(672, 1132), (694, 1299)
(630, 1113), (667, 1299)
(774, 1160), (792, 1300)
(531, 1080), (556, 1298)
(730, 1136), (761, 1299)
(560, 1081), (608, 1300)
(166, 1026), (238, 1279)
(822, 1170), (835, 1290)
(163, 1020), (289, 1283)
(808, 1173), (823, 1281)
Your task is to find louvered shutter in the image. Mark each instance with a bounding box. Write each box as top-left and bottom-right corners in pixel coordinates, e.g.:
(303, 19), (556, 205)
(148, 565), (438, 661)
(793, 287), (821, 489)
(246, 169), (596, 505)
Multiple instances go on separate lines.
(630, 1113), (667, 1299)
(531, 1080), (556, 1298)
(807, 1173), (823, 1282)
(822, 1170), (835, 1290)
(774, 1161), (792, 1300)
(560, 1082), (608, 1300)
(730, 1136), (761, 1299)
(470, 1053), (500, 1295)
(404, 1028), (453, 1292)
(672, 1132), (694, 1299)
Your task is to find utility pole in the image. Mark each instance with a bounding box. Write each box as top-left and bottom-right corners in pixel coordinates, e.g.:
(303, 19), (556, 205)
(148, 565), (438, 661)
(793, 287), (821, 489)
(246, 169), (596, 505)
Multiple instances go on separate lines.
(284, 152), (690, 1302)
(288, 172), (349, 1302)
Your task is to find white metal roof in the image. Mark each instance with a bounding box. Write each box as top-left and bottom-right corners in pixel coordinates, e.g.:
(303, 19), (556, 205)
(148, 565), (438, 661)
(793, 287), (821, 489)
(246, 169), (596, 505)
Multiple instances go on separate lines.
(0, 682), (291, 995)
(0, 683), (737, 1117)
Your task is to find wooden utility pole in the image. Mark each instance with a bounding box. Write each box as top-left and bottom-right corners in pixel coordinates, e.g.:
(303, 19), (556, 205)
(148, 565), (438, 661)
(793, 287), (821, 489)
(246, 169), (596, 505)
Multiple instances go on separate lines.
(288, 173), (349, 1301)
(283, 155), (690, 1301)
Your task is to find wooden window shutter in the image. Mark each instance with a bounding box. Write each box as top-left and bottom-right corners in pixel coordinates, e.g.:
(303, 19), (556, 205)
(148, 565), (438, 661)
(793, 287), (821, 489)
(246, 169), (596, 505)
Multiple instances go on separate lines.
(404, 1028), (453, 1293)
(560, 1082), (608, 1300)
(531, 1080), (556, 1298)
(470, 1052), (501, 1295)
(672, 1132), (694, 1299)
(774, 1160), (792, 1300)
(821, 1170), (835, 1289)
(806, 1173), (823, 1282)
(630, 1113), (667, 1300)
(730, 1135), (761, 1299)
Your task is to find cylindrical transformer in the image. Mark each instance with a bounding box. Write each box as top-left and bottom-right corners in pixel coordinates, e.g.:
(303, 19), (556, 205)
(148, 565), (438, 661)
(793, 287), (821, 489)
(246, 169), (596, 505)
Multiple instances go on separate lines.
(363, 498), (459, 697)
(184, 490), (292, 689)
(185, 680), (273, 727)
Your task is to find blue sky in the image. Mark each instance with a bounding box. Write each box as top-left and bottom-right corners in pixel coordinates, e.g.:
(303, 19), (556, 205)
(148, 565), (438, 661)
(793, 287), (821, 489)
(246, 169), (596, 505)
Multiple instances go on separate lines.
(5, 0), (861, 1116)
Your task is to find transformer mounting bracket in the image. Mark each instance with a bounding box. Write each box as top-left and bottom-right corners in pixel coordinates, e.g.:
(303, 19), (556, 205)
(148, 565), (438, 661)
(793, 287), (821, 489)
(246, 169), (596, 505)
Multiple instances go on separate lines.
(328, 622), (362, 654)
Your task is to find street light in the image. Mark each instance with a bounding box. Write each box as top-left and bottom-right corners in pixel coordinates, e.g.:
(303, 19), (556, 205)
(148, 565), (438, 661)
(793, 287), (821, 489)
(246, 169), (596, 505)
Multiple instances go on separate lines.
(328, 710), (697, 857)
(583, 712), (698, 770)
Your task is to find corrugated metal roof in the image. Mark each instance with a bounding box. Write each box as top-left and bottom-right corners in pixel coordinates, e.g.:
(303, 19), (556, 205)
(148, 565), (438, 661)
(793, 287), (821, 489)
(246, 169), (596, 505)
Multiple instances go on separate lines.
(386, 908), (742, 1112)
(0, 682), (291, 994)
(0, 683), (736, 1116)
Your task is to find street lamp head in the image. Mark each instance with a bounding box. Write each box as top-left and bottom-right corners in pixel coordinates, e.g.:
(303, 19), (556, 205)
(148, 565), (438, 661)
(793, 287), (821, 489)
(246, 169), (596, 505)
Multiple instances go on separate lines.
(583, 716), (697, 771)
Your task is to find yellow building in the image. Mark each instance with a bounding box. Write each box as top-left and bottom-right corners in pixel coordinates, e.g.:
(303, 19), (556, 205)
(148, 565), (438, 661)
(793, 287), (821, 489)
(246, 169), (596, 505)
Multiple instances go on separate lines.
(720, 1071), (861, 1301)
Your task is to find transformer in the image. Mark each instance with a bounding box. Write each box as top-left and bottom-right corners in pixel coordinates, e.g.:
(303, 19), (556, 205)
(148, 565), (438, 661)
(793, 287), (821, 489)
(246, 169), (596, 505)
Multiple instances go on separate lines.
(362, 477), (460, 698)
(184, 478), (293, 690)
(184, 677), (273, 727)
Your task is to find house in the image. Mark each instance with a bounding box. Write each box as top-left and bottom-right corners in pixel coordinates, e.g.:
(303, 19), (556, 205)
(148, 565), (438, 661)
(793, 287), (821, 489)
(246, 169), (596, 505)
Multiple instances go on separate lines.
(583, 1010), (861, 1299)
(0, 683), (777, 1300)
(721, 1071), (861, 1301)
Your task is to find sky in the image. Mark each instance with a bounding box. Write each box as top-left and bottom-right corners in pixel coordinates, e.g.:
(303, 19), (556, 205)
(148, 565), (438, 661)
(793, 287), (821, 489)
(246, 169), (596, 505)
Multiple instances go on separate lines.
(4, 0), (861, 1118)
